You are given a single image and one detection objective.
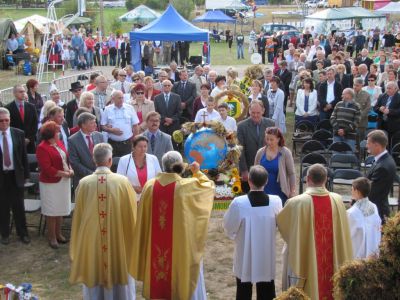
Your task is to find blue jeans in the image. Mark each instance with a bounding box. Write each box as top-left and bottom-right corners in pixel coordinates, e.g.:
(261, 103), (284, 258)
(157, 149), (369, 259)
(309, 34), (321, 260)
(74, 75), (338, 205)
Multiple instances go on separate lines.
(86, 50), (93, 68)
(333, 135), (356, 152)
(73, 49), (79, 68)
(117, 49), (121, 66)
(237, 44), (244, 59)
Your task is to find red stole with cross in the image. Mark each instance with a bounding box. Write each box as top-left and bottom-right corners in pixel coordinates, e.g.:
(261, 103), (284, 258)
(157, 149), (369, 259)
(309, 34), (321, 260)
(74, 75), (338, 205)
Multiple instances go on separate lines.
(312, 195), (334, 300)
(150, 180), (176, 300)
(97, 174), (109, 284)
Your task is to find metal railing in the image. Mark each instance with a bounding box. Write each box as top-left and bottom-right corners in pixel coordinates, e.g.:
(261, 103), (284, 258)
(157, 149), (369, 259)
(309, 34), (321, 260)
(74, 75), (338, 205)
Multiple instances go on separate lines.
(0, 69), (103, 105)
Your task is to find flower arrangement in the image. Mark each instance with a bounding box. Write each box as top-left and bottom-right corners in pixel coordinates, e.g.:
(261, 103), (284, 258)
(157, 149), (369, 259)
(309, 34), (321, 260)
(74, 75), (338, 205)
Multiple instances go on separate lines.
(213, 88), (249, 122)
(239, 65), (264, 96)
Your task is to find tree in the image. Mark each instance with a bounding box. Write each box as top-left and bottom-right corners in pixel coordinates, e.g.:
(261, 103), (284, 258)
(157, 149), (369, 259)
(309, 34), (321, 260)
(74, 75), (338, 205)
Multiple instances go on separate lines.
(126, 0), (145, 11)
(172, 0), (194, 20)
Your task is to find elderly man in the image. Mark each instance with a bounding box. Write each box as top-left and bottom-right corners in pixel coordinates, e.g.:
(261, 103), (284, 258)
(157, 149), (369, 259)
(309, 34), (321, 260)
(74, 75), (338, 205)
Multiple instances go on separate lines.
(189, 66), (207, 97)
(353, 77), (371, 140)
(154, 70), (169, 90)
(172, 69), (197, 121)
(154, 80), (181, 145)
(358, 64), (369, 86)
(142, 111), (173, 164)
(366, 130), (397, 221)
(207, 70), (217, 90)
(5, 85), (38, 154)
(374, 81), (400, 144)
(69, 143), (137, 299)
(68, 112), (104, 188)
(307, 39), (325, 61)
(237, 100), (274, 193)
(132, 151), (214, 300)
(277, 164), (352, 300)
(311, 50), (331, 71)
(330, 88), (361, 151)
(66, 81), (84, 128)
(101, 90), (139, 157)
(0, 107), (30, 245)
(318, 67), (343, 120)
(355, 48), (373, 69)
(169, 61), (180, 83)
(92, 75), (113, 110)
(110, 69), (131, 94)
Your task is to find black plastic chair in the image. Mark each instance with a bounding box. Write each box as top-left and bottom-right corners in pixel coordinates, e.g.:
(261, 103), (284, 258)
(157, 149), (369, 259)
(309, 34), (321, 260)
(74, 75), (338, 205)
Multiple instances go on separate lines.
(330, 153), (359, 170)
(391, 143), (400, 168)
(316, 119), (332, 132)
(331, 169), (363, 202)
(312, 129), (333, 146)
(391, 132), (400, 151)
(300, 140), (326, 155)
(292, 120), (315, 155)
(299, 153), (328, 193)
(328, 141), (353, 153)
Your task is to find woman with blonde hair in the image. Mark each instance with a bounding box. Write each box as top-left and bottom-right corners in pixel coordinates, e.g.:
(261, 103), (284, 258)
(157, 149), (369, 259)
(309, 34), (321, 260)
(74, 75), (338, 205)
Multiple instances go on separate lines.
(39, 101), (57, 127)
(73, 91), (101, 127)
(226, 66), (240, 86)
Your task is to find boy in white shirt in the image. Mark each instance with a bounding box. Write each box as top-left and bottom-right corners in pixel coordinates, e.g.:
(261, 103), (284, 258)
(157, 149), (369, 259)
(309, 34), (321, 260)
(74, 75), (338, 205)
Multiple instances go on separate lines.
(194, 97), (221, 123)
(217, 102), (237, 132)
(224, 165), (282, 300)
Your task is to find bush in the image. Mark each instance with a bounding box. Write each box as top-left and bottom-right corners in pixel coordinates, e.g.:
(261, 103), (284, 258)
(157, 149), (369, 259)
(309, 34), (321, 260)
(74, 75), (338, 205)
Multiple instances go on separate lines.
(173, 0), (195, 20)
(111, 19), (123, 36)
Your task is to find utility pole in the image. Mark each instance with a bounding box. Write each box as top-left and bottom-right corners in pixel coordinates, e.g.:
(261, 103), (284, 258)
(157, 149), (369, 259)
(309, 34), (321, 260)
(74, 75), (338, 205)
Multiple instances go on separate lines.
(99, 0), (105, 38)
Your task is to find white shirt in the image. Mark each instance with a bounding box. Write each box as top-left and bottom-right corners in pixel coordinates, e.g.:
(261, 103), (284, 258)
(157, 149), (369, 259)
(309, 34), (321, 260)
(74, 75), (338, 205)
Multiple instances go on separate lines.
(80, 130), (93, 149)
(217, 116), (237, 132)
(194, 108), (221, 123)
(347, 199), (381, 259)
(60, 126), (68, 151)
(224, 194), (282, 282)
(0, 128), (14, 170)
(374, 149), (388, 163)
(326, 80), (335, 104)
(101, 103), (139, 141)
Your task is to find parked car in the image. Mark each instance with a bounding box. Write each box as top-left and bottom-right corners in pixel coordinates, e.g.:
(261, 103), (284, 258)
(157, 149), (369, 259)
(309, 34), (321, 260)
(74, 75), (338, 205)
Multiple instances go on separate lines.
(305, 0), (319, 8)
(261, 23), (299, 36)
(317, 0), (329, 7)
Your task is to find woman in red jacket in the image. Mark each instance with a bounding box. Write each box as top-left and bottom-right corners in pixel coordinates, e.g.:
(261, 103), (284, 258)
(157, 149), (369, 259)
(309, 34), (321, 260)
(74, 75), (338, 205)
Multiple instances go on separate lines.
(36, 121), (74, 249)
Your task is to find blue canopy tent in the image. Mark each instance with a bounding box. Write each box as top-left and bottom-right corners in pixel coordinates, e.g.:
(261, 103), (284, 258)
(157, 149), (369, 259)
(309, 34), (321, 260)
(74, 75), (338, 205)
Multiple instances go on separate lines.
(130, 5), (210, 71)
(192, 10), (236, 23)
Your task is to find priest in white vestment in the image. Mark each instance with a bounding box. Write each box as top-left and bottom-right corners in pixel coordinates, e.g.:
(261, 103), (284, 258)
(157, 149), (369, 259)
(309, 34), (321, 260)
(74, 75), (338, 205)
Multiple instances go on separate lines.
(224, 165), (282, 300)
(347, 177), (381, 259)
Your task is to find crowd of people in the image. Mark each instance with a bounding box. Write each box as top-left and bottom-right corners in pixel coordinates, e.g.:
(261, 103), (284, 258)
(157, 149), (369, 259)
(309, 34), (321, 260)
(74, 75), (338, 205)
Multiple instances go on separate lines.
(1, 23), (400, 299)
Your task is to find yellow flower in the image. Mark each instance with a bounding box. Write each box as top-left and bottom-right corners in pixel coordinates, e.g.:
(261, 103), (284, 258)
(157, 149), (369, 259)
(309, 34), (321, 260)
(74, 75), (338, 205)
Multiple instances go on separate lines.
(232, 181), (242, 194)
(231, 168), (239, 177)
(172, 130), (184, 144)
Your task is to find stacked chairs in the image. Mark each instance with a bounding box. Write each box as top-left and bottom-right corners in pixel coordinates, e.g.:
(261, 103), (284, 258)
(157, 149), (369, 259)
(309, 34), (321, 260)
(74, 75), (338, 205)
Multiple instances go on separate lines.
(292, 120), (315, 155)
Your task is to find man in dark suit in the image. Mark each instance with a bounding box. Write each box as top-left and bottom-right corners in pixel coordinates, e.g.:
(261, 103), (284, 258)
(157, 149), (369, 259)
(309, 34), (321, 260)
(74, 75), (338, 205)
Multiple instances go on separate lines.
(311, 50), (331, 71)
(66, 81), (83, 128)
(154, 80), (182, 149)
(5, 85), (38, 154)
(172, 69), (197, 122)
(257, 32), (266, 64)
(142, 111), (174, 164)
(274, 60), (292, 112)
(68, 112), (104, 188)
(0, 107), (30, 245)
(366, 130), (397, 222)
(355, 48), (373, 69)
(318, 67), (343, 120)
(374, 81), (400, 144)
(237, 100), (274, 193)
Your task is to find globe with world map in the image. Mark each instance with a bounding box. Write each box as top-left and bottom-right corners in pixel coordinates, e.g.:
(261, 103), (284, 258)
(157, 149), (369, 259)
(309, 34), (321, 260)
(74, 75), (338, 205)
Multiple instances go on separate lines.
(184, 128), (228, 170)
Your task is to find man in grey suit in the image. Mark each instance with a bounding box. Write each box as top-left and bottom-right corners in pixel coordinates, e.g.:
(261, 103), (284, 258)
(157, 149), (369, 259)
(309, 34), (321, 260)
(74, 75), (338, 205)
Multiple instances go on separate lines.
(154, 80), (182, 149)
(142, 111), (173, 165)
(172, 69), (197, 122)
(68, 112), (104, 188)
(237, 100), (275, 193)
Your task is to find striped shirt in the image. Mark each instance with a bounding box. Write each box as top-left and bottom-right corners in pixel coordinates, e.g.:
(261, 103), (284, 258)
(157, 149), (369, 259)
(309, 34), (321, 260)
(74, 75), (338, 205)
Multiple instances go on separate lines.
(330, 100), (361, 139)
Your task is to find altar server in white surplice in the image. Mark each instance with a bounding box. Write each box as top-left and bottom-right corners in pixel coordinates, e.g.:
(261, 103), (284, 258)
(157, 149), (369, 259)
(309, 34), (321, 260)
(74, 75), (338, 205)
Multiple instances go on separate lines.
(224, 165), (282, 300)
(347, 177), (382, 259)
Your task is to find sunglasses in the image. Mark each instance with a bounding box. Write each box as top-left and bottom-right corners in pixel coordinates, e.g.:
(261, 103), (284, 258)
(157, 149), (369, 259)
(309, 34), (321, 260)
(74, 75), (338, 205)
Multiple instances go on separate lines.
(136, 92), (144, 95)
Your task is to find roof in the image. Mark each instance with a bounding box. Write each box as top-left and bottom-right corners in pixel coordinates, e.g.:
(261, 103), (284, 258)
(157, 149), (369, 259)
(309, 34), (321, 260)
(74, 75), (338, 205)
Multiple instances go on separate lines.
(119, 4), (161, 24)
(376, 1), (400, 14)
(205, 0), (248, 10)
(305, 7), (384, 20)
(193, 10), (236, 23)
(130, 4), (208, 42)
(14, 14), (56, 32)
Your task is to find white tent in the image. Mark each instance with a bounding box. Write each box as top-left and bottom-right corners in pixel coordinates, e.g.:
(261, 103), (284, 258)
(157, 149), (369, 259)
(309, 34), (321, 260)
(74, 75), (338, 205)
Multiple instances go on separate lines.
(205, 0), (248, 10)
(14, 14), (57, 33)
(376, 2), (400, 14)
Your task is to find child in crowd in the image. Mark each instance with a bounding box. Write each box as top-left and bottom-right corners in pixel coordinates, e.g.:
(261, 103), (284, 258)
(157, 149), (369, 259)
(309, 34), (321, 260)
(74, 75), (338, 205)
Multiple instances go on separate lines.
(68, 46), (75, 69)
(61, 44), (70, 70)
(217, 102), (237, 133)
(77, 55), (87, 70)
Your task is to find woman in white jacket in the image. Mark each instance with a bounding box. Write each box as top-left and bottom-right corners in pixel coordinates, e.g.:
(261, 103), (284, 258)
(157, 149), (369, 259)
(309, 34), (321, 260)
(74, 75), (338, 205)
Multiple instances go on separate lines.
(117, 135), (161, 200)
(295, 77), (319, 125)
(267, 76), (286, 133)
